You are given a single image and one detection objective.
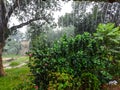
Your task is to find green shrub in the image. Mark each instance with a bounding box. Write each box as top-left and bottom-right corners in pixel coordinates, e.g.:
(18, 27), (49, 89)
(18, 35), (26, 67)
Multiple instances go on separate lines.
(28, 23), (120, 90)
(81, 73), (100, 90)
(13, 79), (35, 90)
(94, 23), (120, 62)
(48, 72), (73, 90)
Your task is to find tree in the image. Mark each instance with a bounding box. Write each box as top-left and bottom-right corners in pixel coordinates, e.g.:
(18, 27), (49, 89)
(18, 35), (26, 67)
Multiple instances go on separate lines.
(74, 2), (120, 34)
(0, 0), (60, 76)
(3, 31), (24, 55)
(26, 22), (55, 40)
(58, 1), (120, 35)
(27, 22), (75, 49)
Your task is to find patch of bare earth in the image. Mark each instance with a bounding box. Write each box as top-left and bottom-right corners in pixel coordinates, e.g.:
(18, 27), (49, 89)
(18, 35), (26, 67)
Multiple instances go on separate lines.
(3, 57), (27, 69)
(102, 84), (120, 90)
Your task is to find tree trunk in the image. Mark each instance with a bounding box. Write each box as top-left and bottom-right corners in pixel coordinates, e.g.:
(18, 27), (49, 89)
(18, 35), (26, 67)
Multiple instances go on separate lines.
(0, 44), (5, 76)
(0, 0), (8, 76)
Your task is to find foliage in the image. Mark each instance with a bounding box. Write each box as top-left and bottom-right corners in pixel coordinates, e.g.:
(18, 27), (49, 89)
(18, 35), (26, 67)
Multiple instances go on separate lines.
(3, 38), (21, 55)
(28, 23), (120, 90)
(58, 2), (120, 35)
(27, 21), (75, 43)
(81, 73), (100, 90)
(46, 25), (75, 43)
(48, 72), (73, 90)
(13, 75), (35, 90)
(26, 23), (54, 40)
(3, 31), (24, 55)
(94, 23), (120, 64)
(7, 0), (60, 32)
(94, 23), (120, 78)
(0, 0), (59, 76)
(28, 25), (75, 50)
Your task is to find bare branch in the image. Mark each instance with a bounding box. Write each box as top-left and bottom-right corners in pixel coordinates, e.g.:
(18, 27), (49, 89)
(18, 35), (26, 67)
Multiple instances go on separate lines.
(6, 0), (20, 22)
(9, 17), (43, 31)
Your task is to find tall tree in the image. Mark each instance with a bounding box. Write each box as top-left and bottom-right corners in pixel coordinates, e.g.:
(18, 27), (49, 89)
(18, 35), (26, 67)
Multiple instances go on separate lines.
(58, 1), (120, 35)
(73, 2), (120, 34)
(0, 0), (60, 76)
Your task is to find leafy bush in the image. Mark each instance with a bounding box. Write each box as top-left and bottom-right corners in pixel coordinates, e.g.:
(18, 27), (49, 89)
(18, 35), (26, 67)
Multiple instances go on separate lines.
(94, 23), (120, 77)
(48, 72), (73, 90)
(28, 23), (120, 90)
(81, 73), (100, 90)
(13, 79), (35, 90)
(94, 23), (120, 62)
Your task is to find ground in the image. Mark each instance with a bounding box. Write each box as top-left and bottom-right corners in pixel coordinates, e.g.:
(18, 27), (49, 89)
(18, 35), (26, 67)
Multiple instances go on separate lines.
(0, 66), (30, 90)
(0, 55), (30, 90)
(3, 55), (29, 69)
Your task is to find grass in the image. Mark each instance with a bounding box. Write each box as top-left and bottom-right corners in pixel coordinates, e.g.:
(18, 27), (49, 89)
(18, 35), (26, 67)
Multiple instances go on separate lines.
(2, 54), (21, 58)
(0, 55), (34, 90)
(9, 62), (20, 67)
(0, 66), (30, 90)
(15, 56), (29, 63)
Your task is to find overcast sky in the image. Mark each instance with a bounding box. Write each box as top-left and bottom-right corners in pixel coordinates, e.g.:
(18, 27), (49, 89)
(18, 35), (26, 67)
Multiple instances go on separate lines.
(54, 1), (72, 22)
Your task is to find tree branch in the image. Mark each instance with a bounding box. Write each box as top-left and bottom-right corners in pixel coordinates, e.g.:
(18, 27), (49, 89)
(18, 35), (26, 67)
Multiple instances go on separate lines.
(9, 17), (43, 31)
(6, 0), (20, 22)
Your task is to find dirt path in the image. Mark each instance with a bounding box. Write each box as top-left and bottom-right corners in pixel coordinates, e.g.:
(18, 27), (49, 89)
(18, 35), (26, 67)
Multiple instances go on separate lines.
(3, 57), (28, 69)
(4, 62), (27, 69)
